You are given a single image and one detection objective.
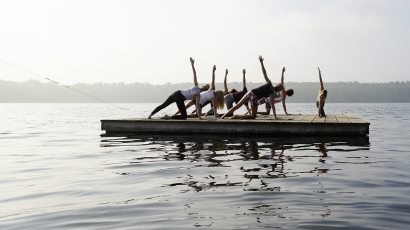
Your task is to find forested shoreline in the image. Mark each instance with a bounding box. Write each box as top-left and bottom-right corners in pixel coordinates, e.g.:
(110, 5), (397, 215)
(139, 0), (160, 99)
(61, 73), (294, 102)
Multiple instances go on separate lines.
(1, 80), (409, 103)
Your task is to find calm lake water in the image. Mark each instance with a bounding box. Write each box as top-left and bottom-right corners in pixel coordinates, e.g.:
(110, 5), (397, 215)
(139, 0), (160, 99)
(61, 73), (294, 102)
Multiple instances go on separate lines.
(1, 103), (409, 229)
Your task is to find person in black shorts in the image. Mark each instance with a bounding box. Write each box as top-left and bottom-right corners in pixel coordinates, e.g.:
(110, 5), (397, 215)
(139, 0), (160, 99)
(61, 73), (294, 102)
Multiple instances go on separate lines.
(221, 56), (284, 119)
(174, 65), (224, 118)
(148, 57), (209, 120)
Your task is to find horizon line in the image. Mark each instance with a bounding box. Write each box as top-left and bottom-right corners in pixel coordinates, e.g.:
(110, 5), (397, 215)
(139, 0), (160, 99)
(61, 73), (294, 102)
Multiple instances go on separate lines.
(1, 79), (410, 85)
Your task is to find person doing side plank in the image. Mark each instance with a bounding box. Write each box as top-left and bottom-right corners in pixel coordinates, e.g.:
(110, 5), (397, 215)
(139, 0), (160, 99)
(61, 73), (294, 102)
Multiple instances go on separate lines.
(205, 68), (251, 117)
(175, 65), (224, 118)
(223, 69), (251, 115)
(148, 57), (209, 120)
(221, 56), (284, 119)
(316, 67), (327, 118)
(255, 67), (294, 115)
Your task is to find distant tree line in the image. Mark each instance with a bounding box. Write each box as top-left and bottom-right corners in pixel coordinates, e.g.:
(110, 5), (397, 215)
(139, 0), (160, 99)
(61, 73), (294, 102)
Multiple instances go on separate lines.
(0, 80), (409, 103)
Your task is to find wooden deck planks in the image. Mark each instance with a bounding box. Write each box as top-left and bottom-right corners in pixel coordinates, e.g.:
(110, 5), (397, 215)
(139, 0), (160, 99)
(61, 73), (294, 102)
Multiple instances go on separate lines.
(312, 115), (326, 123)
(336, 114), (351, 123)
(101, 114), (370, 136)
(297, 114), (316, 123)
(324, 115), (339, 124)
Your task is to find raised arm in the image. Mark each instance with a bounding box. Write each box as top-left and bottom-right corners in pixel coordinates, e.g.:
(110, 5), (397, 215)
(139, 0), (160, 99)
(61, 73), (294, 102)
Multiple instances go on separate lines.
(281, 67), (286, 85)
(242, 69), (247, 88)
(211, 65), (216, 90)
(223, 69), (229, 94)
(259, 55), (271, 84)
(318, 67), (324, 90)
(190, 57), (198, 87)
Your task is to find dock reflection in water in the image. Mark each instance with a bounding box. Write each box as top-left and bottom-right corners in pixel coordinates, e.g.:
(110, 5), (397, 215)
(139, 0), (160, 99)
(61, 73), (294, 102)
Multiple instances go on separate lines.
(101, 135), (369, 191)
(100, 134), (371, 228)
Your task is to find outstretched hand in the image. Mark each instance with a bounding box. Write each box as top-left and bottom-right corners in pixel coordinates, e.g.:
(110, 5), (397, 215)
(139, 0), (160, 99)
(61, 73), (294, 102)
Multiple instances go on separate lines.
(243, 69), (246, 74)
(190, 57), (195, 64)
(259, 55), (264, 62)
(213, 65), (216, 72)
(282, 67), (286, 72)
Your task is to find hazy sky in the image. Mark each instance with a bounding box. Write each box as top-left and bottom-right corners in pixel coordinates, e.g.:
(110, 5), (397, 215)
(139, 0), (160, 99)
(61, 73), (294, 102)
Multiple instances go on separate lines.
(0, 0), (409, 84)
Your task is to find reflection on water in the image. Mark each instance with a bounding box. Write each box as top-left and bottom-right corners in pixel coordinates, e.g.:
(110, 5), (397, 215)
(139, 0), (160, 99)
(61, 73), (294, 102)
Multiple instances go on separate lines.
(99, 134), (371, 227)
(102, 135), (369, 191)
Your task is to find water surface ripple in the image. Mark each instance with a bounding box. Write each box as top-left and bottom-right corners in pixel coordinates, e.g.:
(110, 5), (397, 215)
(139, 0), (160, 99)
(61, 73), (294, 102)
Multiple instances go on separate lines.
(0, 103), (409, 229)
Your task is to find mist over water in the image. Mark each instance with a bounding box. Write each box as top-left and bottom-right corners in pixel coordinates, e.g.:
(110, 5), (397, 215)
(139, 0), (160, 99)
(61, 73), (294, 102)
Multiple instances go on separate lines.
(1, 103), (409, 229)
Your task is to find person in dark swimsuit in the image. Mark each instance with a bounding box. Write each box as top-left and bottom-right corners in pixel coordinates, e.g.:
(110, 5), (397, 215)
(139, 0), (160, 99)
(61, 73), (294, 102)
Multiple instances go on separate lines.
(221, 56), (284, 119)
(255, 67), (294, 115)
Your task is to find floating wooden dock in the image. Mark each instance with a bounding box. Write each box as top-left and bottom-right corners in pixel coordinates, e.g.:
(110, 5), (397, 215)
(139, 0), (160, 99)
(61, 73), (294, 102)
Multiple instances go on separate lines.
(101, 114), (369, 136)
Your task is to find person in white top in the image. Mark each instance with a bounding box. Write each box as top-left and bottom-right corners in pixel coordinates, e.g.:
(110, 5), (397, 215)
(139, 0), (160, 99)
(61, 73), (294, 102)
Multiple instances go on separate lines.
(197, 68), (250, 117)
(316, 67), (327, 118)
(222, 57), (294, 119)
(255, 67), (293, 115)
(148, 57), (209, 119)
(176, 65), (224, 118)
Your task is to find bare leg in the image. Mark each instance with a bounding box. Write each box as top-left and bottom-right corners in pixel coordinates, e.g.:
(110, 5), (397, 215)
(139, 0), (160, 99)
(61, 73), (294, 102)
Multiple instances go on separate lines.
(230, 104), (258, 119)
(221, 96), (250, 119)
(318, 106), (326, 118)
(149, 94), (175, 119)
(171, 99), (188, 119)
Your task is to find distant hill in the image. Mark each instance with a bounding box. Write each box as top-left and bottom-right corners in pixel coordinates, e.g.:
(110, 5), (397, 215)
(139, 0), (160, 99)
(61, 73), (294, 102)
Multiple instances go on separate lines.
(1, 80), (409, 103)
